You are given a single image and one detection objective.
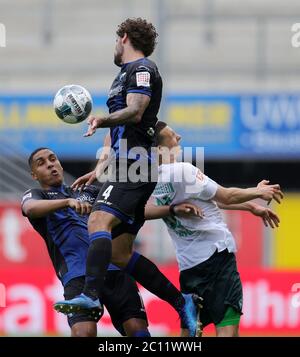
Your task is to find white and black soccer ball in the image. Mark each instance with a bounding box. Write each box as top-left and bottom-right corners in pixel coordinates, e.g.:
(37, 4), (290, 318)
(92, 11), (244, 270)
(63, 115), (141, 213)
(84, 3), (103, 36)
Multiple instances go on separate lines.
(53, 84), (93, 124)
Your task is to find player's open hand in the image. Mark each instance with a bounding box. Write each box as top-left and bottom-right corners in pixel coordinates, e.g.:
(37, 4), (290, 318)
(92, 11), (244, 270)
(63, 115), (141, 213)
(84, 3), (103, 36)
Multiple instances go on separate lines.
(257, 180), (284, 204)
(67, 198), (92, 215)
(71, 171), (96, 191)
(251, 204), (280, 228)
(84, 116), (105, 137)
(174, 202), (204, 218)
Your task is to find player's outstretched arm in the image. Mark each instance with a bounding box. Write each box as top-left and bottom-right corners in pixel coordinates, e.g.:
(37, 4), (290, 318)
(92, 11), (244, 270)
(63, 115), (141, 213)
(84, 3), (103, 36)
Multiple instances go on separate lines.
(214, 180), (283, 205)
(72, 132), (112, 191)
(217, 201), (280, 228)
(22, 199), (91, 218)
(145, 202), (204, 220)
(84, 93), (150, 136)
(251, 204), (280, 228)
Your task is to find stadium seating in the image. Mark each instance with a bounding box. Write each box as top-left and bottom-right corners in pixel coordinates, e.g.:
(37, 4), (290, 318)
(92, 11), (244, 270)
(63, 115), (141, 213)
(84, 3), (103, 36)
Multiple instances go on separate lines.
(1, 0), (300, 92)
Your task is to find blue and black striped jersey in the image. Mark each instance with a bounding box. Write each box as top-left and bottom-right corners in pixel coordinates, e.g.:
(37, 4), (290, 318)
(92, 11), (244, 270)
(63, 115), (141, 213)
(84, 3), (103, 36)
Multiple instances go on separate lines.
(107, 57), (162, 160)
(21, 184), (119, 286)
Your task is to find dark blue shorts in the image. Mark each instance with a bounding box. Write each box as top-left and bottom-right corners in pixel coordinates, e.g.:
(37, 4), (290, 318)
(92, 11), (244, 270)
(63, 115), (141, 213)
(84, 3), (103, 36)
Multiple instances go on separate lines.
(64, 272), (148, 335)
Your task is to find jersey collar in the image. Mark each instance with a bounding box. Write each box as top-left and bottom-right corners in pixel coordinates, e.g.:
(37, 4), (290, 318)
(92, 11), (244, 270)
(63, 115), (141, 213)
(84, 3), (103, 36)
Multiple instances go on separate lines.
(48, 184), (69, 196)
(121, 57), (146, 69)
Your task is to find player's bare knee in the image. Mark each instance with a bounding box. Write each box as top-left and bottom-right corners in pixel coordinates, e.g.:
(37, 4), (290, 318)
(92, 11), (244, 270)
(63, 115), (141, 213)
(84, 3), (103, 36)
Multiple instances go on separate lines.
(123, 318), (149, 337)
(111, 234), (134, 267)
(71, 322), (97, 337)
(88, 211), (119, 233)
(111, 252), (132, 268)
(216, 325), (239, 337)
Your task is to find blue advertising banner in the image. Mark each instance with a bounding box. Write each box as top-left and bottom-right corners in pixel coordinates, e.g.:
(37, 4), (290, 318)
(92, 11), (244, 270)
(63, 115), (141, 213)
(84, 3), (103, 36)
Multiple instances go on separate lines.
(1, 94), (300, 159)
(166, 94), (300, 159)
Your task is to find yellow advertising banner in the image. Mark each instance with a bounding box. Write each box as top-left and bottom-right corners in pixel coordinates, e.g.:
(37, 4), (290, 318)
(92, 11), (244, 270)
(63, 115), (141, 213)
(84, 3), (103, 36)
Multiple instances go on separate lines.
(273, 194), (300, 269)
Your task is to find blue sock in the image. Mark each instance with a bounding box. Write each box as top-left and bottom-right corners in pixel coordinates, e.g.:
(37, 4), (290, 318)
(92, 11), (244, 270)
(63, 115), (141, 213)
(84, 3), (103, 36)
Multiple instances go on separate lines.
(83, 231), (112, 300)
(124, 251), (185, 313)
(133, 330), (151, 337)
(124, 251), (141, 274)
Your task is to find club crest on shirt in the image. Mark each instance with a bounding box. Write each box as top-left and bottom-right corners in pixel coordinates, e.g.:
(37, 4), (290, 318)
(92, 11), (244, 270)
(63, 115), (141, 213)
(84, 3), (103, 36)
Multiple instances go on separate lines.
(196, 170), (205, 182)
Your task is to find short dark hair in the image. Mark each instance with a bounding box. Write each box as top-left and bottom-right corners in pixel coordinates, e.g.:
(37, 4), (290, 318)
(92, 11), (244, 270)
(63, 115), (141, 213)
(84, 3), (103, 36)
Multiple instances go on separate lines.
(154, 121), (168, 146)
(28, 147), (50, 168)
(116, 18), (158, 57)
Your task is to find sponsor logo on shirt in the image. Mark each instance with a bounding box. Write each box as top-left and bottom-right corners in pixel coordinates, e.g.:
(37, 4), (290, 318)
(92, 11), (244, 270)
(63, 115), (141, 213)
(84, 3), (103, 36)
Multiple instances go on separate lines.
(78, 193), (94, 204)
(47, 192), (58, 196)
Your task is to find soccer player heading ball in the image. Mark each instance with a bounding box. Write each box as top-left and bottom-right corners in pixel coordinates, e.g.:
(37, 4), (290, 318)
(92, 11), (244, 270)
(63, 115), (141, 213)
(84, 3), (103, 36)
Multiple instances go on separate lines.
(55, 18), (198, 336)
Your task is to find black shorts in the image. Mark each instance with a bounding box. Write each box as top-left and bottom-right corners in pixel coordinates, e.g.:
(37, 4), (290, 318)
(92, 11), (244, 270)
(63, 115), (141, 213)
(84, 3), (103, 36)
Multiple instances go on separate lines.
(101, 270), (148, 336)
(92, 179), (157, 237)
(179, 249), (243, 328)
(64, 272), (147, 335)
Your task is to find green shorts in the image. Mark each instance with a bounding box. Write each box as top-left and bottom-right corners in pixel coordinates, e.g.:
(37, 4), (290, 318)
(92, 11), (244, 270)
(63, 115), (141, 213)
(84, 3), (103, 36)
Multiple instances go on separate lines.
(179, 249), (243, 329)
(216, 306), (240, 327)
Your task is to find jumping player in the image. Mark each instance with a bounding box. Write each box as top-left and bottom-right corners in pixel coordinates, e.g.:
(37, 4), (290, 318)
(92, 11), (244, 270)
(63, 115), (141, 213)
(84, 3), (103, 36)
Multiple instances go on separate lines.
(56, 19), (199, 336)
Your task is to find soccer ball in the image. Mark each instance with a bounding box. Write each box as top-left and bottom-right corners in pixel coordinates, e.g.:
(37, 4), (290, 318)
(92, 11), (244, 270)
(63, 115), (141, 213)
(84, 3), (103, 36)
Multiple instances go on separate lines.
(53, 84), (93, 124)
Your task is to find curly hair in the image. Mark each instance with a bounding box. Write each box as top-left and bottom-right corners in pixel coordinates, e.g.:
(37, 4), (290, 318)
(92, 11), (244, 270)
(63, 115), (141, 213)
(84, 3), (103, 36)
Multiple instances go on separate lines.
(116, 18), (158, 57)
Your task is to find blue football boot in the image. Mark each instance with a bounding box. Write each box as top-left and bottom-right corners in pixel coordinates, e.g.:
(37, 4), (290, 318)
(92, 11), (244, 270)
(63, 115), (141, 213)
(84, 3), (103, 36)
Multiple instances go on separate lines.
(54, 293), (103, 318)
(179, 293), (199, 337)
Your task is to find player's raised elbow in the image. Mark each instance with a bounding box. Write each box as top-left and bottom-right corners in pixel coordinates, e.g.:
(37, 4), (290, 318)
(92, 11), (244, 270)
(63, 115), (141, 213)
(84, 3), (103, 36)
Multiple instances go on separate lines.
(131, 109), (142, 123)
(23, 206), (36, 218)
(22, 202), (41, 219)
(135, 114), (142, 123)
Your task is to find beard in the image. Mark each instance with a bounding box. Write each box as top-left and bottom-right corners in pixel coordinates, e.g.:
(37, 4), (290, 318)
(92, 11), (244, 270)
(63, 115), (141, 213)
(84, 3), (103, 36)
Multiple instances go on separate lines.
(114, 43), (123, 67)
(114, 52), (122, 67)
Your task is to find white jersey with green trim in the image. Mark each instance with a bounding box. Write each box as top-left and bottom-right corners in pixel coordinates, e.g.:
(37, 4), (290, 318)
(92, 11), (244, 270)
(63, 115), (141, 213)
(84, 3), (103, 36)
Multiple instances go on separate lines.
(152, 162), (236, 271)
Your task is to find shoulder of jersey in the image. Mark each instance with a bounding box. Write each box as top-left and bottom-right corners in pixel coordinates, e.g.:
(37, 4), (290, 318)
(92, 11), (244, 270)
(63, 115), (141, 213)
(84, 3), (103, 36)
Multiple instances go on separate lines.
(130, 60), (154, 72)
(174, 161), (191, 170)
(22, 187), (43, 196)
(21, 187), (43, 203)
(23, 188), (32, 195)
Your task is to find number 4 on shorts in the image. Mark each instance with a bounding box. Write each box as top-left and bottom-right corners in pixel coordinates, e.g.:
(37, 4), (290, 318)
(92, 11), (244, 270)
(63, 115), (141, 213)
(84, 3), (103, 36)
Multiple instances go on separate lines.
(102, 185), (114, 200)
